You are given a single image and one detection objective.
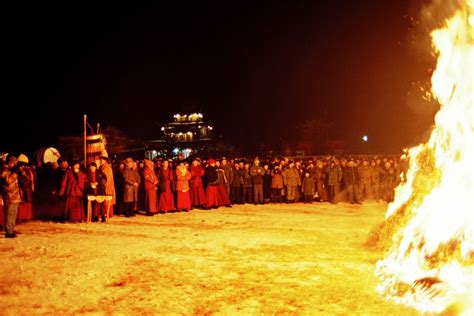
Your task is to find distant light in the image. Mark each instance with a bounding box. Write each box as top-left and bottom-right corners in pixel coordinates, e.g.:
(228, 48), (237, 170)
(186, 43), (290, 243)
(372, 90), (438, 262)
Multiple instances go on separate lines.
(161, 127), (165, 131)
(187, 131), (192, 135)
(362, 135), (368, 142)
(173, 148), (179, 154)
(152, 150), (157, 154)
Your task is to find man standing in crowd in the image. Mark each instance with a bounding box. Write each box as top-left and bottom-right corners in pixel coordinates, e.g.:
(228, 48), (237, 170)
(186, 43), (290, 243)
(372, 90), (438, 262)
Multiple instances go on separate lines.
(122, 158), (140, 217)
(204, 159), (219, 209)
(342, 158), (361, 205)
(283, 160), (301, 203)
(358, 158), (372, 201)
(99, 153), (116, 217)
(249, 158), (265, 204)
(229, 161), (243, 204)
(1, 156), (22, 238)
(326, 159), (342, 204)
(189, 158), (206, 209)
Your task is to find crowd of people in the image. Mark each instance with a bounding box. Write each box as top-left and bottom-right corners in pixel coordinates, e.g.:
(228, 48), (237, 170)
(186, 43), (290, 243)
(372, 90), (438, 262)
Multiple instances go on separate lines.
(1, 152), (407, 238)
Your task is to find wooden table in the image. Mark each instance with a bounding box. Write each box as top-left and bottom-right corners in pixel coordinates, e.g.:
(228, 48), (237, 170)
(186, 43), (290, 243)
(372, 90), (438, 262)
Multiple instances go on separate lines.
(86, 195), (113, 223)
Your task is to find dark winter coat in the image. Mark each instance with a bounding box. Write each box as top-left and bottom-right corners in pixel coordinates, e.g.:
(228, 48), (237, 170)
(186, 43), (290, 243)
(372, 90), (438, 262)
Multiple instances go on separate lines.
(302, 176), (315, 196)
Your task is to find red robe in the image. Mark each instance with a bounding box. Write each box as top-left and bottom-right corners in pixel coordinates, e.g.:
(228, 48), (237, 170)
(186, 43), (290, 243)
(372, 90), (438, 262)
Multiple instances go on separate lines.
(189, 165), (206, 206)
(176, 169), (191, 211)
(143, 165), (158, 214)
(59, 169), (86, 222)
(159, 168), (176, 212)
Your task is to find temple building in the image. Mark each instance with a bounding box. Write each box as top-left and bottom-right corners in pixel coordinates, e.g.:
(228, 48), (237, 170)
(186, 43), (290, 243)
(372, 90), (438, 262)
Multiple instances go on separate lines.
(146, 112), (216, 159)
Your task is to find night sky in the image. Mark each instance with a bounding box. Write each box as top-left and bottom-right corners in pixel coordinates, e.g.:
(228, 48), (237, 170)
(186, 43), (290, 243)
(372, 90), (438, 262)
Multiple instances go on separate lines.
(5, 1), (438, 155)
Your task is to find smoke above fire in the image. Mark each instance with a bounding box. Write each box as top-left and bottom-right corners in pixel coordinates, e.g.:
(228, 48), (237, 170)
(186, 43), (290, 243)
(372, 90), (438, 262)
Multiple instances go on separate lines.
(376, 0), (473, 314)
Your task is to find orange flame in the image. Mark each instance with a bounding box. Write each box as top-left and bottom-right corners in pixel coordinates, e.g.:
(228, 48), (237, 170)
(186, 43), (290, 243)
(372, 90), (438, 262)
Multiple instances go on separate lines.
(376, 0), (474, 314)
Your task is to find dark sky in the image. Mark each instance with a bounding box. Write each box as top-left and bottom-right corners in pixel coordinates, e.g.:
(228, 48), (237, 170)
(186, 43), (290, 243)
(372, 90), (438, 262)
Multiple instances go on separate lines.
(5, 1), (437, 155)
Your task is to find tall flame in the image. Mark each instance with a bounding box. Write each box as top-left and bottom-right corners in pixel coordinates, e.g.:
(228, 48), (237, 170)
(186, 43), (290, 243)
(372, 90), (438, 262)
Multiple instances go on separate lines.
(376, 0), (474, 314)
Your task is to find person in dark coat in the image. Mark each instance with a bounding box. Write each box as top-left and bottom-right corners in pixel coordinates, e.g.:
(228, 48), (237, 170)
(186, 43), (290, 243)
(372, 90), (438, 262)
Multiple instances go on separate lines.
(241, 162), (253, 204)
(230, 162), (243, 204)
(315, 161), (329, 202)
(326, 159), (342, 204)
(1, 156), (22, 237)
(262, 164), (272, 203)
(249, 158), (265, 204)
(84, 162), (107, 222)
(271, 166), (284, 203)
(204, 159), (219, 209)
(58, 159), (86, 223)
(17, 154), (34, 222)
(342, 159), (361, 204)
(113, 162), (125, 215)
(122, 158), (140, 217)
(301, 172), (315, 203)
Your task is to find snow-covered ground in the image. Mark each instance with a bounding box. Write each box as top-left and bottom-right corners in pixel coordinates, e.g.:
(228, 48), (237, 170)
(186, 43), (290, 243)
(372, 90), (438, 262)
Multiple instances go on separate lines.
(0, 202), (417, 315)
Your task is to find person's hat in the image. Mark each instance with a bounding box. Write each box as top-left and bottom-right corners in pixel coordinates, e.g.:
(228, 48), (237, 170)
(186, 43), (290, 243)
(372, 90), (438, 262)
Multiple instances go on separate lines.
(17, 154), (29, 164)
(71, 157), (81, 166)
(7, 155), (18, 164)
(208, 159), (216, 164)
(125, 157), (134, 164)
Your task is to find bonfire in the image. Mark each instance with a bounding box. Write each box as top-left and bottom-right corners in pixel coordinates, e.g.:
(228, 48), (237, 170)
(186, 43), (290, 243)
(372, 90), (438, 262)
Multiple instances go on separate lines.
(376, 0), (474, 314)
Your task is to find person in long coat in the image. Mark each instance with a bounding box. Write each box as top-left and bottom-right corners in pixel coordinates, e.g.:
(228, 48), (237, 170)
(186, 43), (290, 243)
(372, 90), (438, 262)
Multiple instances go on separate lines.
(189, 158), (206, 208)
(271, 166), (284, 203)
(175, 161), (191, 211)
(315, 161), (329, 202)
(58, 159), (86, 223)
(99, 155), (116, 217)
(84, 162), (107, 221)
(158, 160), (176, 213)
(122, 158), (140, 217)
(142, 159), (159, 215)
(262, 164), (272, 203)
(17, 155), (34, 222)
(282, 161), (301, 203)
(204, 159), (219, 209)
(216, 161), (231, 207)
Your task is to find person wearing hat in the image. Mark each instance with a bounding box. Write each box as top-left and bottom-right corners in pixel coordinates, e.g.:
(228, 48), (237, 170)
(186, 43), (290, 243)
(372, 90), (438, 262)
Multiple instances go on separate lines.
(204, 159), (219, 209)
(189, 157), (206, 209)
(1, 155), (22, 237)
(17, 154), (35, 222)
(58, 158), (86, 223)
